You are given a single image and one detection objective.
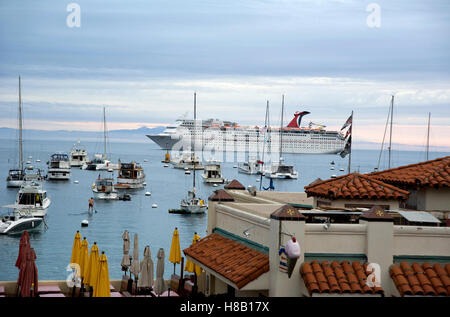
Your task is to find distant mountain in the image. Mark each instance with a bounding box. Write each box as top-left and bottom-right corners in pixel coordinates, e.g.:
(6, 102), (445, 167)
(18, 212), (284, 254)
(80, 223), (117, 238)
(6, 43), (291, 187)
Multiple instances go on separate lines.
(0, 126), (167, 143)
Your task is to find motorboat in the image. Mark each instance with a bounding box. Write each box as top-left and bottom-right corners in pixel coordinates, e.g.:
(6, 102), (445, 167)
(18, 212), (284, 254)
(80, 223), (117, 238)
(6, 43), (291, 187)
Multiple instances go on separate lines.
(171, 152), (204, 170)
(114, 161), (146, 189)
(7, 169), (25, 188)
(92, 176), (119, 200)
(82, 153), (111, 171)
(201, 163), (224, 184)
(238, 157), (263, 175)
(47, 152), (71, 180)
(6, 77), (26, 188)
(70, 140), (89, 167)
(0, 212), (44, 235)
(264, 158), (298, 179)
(24, 167), (45, 182)
(3, 181), (51, 218)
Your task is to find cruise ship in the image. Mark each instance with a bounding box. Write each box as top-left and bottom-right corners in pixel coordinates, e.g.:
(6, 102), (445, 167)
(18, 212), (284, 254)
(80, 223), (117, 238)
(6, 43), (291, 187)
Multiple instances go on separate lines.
(146, 111), (346, 155)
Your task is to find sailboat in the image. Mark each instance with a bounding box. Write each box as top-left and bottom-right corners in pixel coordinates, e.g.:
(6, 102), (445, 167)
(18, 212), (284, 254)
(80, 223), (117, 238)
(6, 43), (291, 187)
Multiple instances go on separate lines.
(375, 95), (394, 171)
(82, 107), (118, 171)
(240, 101), (270, 175)
(180, 93), (207, 214)
(264, 95), (298, 179)
(6, 76), (26, 188)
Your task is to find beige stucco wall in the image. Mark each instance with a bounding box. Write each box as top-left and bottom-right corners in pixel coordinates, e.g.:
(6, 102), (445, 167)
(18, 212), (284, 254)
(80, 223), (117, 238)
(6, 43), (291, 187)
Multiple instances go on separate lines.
(393, 226), (450, 256)
(423, 187), (450, 211)
(314, 197), (400, 210)
(304, 224), (367, 255)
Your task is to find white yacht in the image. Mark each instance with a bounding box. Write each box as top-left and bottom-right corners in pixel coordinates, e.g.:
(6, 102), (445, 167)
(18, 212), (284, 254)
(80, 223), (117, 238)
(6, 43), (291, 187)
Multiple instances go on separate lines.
(0, 212), (44, 235)
(264, 157), (299, 179)
(171, 152), (204, 170)
(3, 181), (51, 218)
(114, 161), (146, 189)
(7, 169), (25, 188)
(201, 163), (224, 184)
(70, 140), (89, 167)
(92, 176), (119, 200)
(238, 156), (264, 175)
(47, 152), (71, 180)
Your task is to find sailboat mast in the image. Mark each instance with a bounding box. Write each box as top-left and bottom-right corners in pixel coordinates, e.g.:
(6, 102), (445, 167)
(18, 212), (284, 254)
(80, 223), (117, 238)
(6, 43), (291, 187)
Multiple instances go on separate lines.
(103, 107), (107, 159)
(388, 95), (394, 169)
(426, 112), (431, 161)
(279, 94), (284, 160)
(347, 110), (353, 174)
(193, 92), (196, 191)
(260, 100), (269, 190)
(18, 76), (23, 171)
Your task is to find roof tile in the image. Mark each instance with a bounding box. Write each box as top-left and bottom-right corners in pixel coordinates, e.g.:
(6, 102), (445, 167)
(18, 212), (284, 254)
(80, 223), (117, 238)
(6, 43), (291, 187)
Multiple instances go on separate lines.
(304, 172), (409, 200)
(390, 263), (450, 296)
(183, 233), (269, 289)
(369, 156), (450, 188)
(301, 261), (384, 296)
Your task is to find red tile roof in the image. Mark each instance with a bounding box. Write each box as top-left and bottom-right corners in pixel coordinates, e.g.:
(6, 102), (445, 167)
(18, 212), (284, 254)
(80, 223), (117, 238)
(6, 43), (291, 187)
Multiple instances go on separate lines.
(208, 190), (235, 202)
(390, 262), (450, 296)
(369, 156), (450, 188)
(304, 172), (410, 200)
(224, 179), (246, 190)
(300, 260), (384, 295)
(183, 233), (269, 289)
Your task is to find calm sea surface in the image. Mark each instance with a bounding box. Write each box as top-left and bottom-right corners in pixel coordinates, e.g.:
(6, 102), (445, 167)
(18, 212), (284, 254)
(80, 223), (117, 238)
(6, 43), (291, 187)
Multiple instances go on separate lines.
(0, 138), (448, 281)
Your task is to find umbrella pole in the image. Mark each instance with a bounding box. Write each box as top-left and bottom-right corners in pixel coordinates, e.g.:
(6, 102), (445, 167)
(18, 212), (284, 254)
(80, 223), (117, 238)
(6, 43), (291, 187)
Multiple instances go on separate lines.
(173, 263), (176, 275)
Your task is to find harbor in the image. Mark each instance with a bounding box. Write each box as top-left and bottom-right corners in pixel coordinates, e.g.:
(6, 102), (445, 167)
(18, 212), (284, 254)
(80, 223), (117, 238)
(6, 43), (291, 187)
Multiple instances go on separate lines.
(0, 0), (449, 305)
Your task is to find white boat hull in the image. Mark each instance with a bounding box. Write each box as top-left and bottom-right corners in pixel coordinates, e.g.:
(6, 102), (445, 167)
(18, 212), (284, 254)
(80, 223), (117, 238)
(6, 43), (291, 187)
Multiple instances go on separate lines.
(6, 180), (25, 188)
(265, 172), (298, 179)
(93, 190), (119, 200)
(47, 169), (71, 180)
(116, 178), (146, 189)
(180, 204), (207, 214)
(0, 217), (43, 235)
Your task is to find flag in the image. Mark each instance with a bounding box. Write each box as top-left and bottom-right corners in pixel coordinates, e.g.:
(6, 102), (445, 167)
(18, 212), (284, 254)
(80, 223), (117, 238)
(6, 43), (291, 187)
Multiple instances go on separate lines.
(341, 114), (353, 131)
(340, 135), (351, 158)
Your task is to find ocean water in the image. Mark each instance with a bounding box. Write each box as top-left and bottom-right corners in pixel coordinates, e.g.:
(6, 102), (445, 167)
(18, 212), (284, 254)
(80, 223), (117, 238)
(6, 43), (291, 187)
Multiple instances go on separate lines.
(0, 138), (448, 282)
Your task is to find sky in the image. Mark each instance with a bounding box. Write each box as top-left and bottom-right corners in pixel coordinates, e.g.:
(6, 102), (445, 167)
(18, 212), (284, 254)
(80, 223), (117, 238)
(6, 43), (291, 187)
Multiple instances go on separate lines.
(0, 0), (449, 150)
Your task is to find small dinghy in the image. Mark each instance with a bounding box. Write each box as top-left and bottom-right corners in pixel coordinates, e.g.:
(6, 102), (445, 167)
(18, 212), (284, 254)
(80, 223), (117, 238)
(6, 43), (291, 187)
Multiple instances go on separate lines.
(145, 192), (151, 196)
(74, 180), (79, 184)
(152, 204), (157, 208)
(81, 219), (89, 227)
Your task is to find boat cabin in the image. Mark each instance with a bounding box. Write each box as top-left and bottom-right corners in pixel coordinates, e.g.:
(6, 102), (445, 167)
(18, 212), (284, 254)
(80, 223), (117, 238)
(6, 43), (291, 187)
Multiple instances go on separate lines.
(18, 191), (47, 207)
(7, 169), (25, 180)
(95, 179), (115, 192)
(49, 153), (69, 167)
(118, 162), (144, 179)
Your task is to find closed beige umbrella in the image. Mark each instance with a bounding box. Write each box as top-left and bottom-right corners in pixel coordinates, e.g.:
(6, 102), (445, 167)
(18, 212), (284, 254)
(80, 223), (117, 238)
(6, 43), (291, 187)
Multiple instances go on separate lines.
(120, 230), (131, 274)
(129, 233), (140, 283)
(153, 248), (167, 295)
(137, 245), (154, 289)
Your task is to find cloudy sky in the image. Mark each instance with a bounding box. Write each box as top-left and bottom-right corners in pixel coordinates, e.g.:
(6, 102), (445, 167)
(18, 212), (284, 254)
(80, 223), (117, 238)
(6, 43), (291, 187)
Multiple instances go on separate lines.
(0, 0), (449, 150)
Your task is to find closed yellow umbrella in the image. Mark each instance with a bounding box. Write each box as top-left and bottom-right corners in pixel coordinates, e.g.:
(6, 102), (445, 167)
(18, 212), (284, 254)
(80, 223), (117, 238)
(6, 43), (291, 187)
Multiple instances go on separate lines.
(84, 242), (100, 289)
(70, 231), (82, 265)
(169, 227), (181, 275)
(184, 232), (202, 276)
(93, 251), (110, 297)
(78, 237), (89, 280)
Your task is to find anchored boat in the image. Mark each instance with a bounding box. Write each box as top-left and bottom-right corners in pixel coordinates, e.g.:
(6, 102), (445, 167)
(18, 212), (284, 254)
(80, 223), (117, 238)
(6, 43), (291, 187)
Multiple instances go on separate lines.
(70, 140), (89, 167)
(114, 161), (146, 189)
(47, 152), (71, 180)
(201, 163), (224, 184)
(92, 175), (119, 200)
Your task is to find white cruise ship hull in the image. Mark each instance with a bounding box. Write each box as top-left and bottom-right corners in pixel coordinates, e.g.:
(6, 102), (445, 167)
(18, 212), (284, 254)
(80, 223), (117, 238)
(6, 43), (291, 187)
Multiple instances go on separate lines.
(147, 131), (345, 154)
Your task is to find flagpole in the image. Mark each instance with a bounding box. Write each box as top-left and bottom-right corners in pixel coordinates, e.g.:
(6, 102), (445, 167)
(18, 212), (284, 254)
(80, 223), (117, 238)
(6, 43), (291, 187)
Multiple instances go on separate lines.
(347, 110), (353, 174)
